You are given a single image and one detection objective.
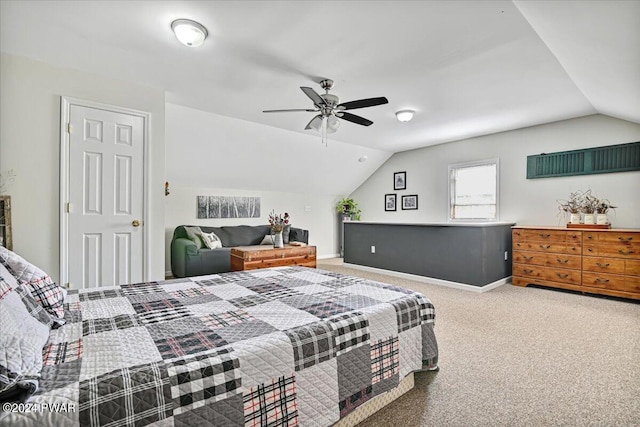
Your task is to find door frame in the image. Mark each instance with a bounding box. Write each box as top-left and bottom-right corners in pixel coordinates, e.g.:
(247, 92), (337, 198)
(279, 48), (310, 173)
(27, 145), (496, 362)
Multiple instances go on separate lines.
(59, 96), (151, 288)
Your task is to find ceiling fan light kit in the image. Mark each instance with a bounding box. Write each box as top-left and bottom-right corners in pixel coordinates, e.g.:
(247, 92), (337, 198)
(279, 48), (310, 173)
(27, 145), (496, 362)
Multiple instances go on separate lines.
(395, 110), (415, 122)
(263, 79), (389, 144)
(171, 19), (208, 47)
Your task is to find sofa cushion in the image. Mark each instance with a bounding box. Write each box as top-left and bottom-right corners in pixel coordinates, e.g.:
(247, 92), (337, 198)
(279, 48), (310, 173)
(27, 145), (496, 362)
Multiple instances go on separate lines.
(201, 231), (222, 249)
(184, 226), (204, 249)
(205, 225), (271, 247)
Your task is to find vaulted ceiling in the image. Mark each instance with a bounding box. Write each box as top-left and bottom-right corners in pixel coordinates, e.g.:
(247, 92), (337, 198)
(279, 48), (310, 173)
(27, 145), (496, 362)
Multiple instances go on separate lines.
(1, 0), (638, 153)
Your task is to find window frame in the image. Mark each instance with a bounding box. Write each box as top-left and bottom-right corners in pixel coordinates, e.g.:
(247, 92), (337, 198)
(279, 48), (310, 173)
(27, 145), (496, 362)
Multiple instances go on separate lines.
(448, 158), (500, 222)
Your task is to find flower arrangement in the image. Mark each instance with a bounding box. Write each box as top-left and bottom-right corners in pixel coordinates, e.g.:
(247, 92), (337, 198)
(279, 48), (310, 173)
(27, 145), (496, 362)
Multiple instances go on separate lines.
(557, 189), (617, 224)
(268, 211), (289, 233)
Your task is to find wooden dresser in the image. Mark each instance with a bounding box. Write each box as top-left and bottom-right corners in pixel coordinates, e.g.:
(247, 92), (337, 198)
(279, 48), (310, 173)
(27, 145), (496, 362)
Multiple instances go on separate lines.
(512, 226), (640, 300)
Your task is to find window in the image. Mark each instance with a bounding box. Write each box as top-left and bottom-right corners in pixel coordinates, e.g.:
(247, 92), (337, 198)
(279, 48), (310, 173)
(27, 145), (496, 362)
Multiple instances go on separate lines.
(449, 159), (499, 220)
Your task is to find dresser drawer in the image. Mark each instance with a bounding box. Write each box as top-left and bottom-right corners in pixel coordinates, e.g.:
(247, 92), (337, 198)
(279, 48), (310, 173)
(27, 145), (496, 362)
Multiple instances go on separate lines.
(595, 243), (640, 259)
(523, 229), (569, 243)
(582, 272), (629, 292)
(625, 275), (640, 293)
(514, 241), (581, 254)
(513, 264), (581, 285)
(514, 251), (581, 269)
(625, 259), (640, 276)
(595, 232), (637, 244)
(582, 257), (625, 274)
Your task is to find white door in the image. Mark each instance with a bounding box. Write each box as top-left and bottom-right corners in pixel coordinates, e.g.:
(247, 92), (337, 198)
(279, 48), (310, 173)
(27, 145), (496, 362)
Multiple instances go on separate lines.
(66, 104), (145, 288)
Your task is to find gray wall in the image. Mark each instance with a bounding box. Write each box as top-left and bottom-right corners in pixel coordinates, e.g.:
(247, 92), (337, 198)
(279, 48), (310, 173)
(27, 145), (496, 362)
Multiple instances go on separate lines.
(350, 115), (640, 228)
(344, 222), (513, 287)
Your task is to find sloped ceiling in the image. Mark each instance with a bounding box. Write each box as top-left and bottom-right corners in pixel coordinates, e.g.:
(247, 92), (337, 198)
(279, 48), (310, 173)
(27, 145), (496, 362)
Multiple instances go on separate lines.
(1, 0), (638, 155)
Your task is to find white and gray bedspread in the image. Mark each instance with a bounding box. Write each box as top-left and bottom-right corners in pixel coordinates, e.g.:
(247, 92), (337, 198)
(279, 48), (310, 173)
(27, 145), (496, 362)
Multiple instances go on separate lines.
(2, 266), (438, 426)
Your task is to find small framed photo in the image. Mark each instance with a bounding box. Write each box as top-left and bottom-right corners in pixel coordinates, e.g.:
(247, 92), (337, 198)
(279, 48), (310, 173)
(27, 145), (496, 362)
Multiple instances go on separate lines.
(393, 171), (406, 190)
(401, 195), (418, 210)
(385, 194), (397, 211)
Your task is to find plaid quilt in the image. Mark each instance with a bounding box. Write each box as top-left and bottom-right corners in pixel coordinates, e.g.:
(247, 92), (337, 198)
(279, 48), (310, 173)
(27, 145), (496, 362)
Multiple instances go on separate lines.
(0, 267), (437, 427)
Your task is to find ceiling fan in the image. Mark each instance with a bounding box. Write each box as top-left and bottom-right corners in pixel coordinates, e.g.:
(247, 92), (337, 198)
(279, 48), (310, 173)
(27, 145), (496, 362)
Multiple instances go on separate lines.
(262, 79), (388, 134)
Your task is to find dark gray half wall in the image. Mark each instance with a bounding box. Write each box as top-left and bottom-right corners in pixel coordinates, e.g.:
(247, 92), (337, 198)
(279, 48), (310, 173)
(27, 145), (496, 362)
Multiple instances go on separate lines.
(343, 222), (514, 287)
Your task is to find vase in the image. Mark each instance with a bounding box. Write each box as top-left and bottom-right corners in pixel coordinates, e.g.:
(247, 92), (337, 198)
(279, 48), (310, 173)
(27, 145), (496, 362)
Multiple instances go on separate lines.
(272, 231), (284, 248)
(596, 213), (608, 225)
(583, 213), (595, 224)
(569, 213), (581, 224)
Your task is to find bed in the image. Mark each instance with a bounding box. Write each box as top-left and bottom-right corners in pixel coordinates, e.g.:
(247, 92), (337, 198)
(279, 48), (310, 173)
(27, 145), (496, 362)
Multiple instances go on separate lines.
(1, 265), (438, 426)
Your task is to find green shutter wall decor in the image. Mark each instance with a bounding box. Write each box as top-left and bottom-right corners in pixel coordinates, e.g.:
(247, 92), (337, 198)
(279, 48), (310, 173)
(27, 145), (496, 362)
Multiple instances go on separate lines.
(526, 141), (640, 179)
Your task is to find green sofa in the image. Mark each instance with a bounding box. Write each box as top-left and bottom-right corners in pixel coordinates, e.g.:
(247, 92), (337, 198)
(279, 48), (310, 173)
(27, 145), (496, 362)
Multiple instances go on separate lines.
(170, 224), (310, 278)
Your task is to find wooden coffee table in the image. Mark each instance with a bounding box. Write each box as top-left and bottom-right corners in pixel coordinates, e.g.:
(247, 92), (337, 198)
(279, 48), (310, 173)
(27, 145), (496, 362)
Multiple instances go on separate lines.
(230, 245), (317, 271)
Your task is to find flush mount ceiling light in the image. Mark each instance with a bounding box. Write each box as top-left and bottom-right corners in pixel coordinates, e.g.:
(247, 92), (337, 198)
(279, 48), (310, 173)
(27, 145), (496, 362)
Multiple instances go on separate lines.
(395, 109), (415, 122)
(171, 19), (208, 47)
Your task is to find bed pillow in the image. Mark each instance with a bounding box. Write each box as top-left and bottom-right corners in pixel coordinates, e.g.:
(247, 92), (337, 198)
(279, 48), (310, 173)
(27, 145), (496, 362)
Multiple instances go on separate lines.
(0, 276), (50, 403)
(260, 234), (274, 245)
(201, 231), (222, 249)
(0, 247), (66, 321)
(0, 262), (19, 289)
(184, 226), (204, 249)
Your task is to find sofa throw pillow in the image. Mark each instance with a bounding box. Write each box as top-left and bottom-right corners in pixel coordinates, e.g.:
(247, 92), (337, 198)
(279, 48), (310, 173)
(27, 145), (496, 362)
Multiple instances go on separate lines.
(0, 247), (66, 323)
(201, 231), (222, 249)
(260, 234), (274, 245)
(184, 226), (205, 249)
(283, 224), (292, 244)
(0, 276), (50, 402)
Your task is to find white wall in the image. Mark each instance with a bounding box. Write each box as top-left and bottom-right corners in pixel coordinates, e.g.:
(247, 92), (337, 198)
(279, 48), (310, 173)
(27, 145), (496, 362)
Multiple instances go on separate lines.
(0, 53), (166, 283)
(351, 115), (640, 228)
(164, 103), (392, 271)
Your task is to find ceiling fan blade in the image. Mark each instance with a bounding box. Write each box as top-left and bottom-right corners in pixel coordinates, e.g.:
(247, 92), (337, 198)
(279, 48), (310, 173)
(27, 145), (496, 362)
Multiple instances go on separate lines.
(337, 97), (389, 110)
(263, 108), (318, 113)
(300, 87), (327, 108)
(336, 112), (373, 126)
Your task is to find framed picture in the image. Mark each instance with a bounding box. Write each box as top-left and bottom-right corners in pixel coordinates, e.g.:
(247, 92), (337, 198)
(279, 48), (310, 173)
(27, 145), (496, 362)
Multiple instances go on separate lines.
(401, 195), (418, 210)
(385, 194), (397, 211)
(393, 171), (406, 190)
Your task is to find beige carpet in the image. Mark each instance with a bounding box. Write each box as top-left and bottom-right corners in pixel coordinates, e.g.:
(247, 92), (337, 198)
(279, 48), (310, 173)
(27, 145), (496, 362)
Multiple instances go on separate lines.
(317, 259), (640, 427)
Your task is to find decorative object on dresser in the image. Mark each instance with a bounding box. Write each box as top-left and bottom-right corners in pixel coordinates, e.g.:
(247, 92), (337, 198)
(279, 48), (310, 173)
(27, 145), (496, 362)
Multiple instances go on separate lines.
(557, 189), (616, 227)
(512, 226), (640, 300)
(230, 244), (317, 271)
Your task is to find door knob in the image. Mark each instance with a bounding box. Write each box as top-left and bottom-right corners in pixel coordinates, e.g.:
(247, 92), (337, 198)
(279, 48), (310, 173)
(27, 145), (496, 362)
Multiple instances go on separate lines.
(132, 220), (141, 227)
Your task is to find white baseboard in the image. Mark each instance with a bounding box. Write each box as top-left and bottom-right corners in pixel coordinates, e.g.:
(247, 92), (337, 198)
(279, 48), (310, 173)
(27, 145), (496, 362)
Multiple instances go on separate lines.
(342, 263), (511, 293)
(318, 253), (340, 260)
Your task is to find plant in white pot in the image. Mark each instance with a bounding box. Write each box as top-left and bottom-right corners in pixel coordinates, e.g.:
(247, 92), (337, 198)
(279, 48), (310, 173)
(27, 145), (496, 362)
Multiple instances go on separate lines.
(557, 191), (584, 224)
(581, 191), (598, 224)
(336, 197), (362, 221)
(595, 199), (616, 225)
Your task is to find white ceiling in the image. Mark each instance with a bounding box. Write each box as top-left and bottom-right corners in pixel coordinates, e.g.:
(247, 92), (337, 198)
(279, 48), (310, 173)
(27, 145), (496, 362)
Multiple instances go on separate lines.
(1, 0), (638, 153)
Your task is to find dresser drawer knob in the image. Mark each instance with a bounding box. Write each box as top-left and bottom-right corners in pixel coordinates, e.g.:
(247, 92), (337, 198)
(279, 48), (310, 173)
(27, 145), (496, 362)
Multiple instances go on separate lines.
(618, 249), (634, 255)
(524, 269), (534, 274)
(539, 244), (551, 249)
(556, 273), (569, 279)
(587, 235), (594, 240)
(588, 248), (594, 252)
(514, 231), (521, 236)
(556, 258), (569, 264)
(618, 236), (633, 241)
(595, 278), (610, 284)
(523, 255), (533, 261)
(595, 262), (610, 268)
(539, 233), (551, 238)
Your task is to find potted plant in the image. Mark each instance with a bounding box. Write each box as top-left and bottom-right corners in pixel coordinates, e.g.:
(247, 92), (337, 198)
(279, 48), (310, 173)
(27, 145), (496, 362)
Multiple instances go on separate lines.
(595, 198), (616, 225)
(581, 190), (598, 224)
(557, 191), (584, 224)
(336, 197), (362, 221)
